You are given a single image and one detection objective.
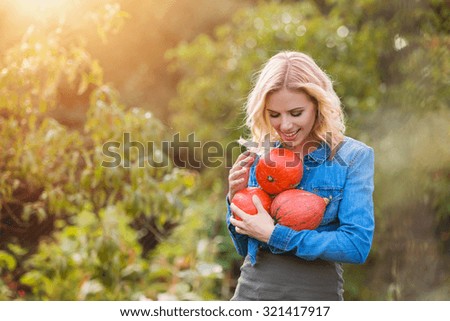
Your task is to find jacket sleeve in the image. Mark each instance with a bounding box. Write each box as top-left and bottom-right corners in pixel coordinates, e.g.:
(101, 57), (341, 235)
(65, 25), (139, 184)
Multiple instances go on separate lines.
(267, 146), (375, 264)
(226, 196), (248, 257)
(225, 160), (261, 258)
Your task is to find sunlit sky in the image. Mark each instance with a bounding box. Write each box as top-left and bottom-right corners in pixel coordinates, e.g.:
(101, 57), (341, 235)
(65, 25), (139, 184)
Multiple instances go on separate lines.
(7, 0), (72, 16)
(12, 0), (69, 9)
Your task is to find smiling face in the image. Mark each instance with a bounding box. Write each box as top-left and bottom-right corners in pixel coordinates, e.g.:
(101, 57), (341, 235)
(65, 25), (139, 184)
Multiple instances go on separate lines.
(265, 88), (318, 155)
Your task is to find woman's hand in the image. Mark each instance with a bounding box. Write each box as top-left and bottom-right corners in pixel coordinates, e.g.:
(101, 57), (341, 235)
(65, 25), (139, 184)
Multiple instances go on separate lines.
(228, 151), (256, 201)
(230, 195), (275, 243)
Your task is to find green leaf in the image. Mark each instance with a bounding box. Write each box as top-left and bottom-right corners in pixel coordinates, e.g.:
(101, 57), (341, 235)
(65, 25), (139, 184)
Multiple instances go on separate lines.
(0, 251), (17, 271)
(7, 244), (28, 257)
(20, 270), (45, 288)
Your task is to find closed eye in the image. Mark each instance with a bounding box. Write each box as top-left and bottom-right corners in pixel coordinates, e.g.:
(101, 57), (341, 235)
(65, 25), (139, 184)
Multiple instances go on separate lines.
(267, 112), (302, 117)
(266, 108), (304, 118)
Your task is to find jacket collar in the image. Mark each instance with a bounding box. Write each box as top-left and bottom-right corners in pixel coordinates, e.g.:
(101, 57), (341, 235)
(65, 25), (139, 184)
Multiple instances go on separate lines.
(274, 141), (330, 165)
(304, 142), (330, 165)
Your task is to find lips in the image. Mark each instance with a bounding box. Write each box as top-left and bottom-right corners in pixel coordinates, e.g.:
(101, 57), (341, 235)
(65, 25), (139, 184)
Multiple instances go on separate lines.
(280, 129), (301, 141)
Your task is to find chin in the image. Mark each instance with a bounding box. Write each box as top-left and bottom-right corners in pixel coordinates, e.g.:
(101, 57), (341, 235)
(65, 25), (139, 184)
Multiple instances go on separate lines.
(282, 141), (298, 150)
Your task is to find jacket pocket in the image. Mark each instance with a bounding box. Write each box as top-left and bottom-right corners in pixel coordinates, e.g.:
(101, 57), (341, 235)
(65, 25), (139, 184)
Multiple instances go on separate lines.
(311, 186), (344, 225)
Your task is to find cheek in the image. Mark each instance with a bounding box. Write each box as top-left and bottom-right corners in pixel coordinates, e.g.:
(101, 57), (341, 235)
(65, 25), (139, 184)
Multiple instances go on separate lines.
(268, 117), (280, 129)
(302, 112), (317, 128)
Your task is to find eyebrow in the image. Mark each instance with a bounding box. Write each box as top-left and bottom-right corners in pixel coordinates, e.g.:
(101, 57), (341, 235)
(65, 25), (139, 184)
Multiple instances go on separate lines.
(266, 107), (305, 112)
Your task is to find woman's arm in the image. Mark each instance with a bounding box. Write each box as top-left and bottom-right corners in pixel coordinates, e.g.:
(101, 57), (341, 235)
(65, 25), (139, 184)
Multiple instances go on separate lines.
(226, 196), (249, 257)
(225, 151), (256, 257)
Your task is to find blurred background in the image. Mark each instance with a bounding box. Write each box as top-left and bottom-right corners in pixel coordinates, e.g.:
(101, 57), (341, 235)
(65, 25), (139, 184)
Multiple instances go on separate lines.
(0, 0), (448, 300)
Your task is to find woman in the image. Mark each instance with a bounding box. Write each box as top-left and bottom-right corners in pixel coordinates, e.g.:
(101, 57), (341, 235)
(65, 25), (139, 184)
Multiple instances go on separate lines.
(226, 51), (375, 300)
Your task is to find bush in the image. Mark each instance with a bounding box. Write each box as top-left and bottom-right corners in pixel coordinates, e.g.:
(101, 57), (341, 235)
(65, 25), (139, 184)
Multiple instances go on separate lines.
(0, 11), (195, 300)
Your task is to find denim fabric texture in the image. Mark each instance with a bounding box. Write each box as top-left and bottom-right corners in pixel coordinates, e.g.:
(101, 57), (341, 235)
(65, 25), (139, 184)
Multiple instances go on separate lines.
(226, 136), (375, 266)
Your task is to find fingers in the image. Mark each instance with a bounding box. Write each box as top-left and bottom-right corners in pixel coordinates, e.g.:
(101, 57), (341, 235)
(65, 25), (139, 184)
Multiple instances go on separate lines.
(230, 201), (274, 241)
(230, 203), (249, 221)
(229, 214), (247, 235)
(252, 195), (266, 213)
(236, 150), (253, 162)
(228, 152), (257, 199)
(229, 152), (256, 180)
(232, 152), (256, 171)
(229, 179), (245, 194)
(229, 167), (247, 180)
(230, 153), (249, 171)
(238, 153), (256, 168)
(228, 170), (246, 200)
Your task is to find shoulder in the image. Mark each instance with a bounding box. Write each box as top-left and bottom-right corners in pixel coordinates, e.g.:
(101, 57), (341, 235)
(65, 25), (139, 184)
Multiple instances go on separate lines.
(335, 136), (374, 167)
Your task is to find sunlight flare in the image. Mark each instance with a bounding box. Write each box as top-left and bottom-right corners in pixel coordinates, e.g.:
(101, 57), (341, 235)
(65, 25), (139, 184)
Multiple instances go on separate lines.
(9, 0), (72, 15)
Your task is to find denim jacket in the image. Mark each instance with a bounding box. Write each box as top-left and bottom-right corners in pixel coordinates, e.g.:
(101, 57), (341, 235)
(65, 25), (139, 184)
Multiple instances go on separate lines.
(226, 136), (375, 266)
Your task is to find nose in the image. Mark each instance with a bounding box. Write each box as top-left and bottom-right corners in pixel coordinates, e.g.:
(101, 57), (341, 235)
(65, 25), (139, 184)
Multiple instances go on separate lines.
(280, 115), (293, 132)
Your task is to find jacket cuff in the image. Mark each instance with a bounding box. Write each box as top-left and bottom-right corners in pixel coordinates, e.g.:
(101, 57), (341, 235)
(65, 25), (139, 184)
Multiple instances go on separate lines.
(267, 224), (294, 253)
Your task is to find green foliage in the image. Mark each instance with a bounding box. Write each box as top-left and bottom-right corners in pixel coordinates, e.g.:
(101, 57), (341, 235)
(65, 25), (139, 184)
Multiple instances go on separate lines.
(146, 173), (241, 300)
(0, 5), (195, 300)
(89, 3), (131, 44)
(167, 0), (383, 147)
(167, 0), (449, 300)
(20, 205), (150, 300)
(0, 0), (448, 301)
(0, 25), (103, 120)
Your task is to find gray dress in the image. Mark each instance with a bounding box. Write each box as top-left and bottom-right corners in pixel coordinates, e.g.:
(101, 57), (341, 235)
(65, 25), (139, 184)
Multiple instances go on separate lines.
(231, 249), (344, 301)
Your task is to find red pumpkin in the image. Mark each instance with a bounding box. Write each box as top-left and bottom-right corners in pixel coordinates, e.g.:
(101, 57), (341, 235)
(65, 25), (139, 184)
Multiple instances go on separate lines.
(231, 187), (272, 220)
(256, 148), (303, 195)
(270, 189), (329, 231)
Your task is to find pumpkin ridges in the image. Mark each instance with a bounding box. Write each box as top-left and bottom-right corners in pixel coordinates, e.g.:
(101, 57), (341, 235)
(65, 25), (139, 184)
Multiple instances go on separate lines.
(256, 148), (303, 195)
(270, 189), (328, 231)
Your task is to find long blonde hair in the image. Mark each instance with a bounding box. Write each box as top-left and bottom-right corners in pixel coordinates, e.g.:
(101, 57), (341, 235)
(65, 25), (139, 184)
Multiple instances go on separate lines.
(240, 51), (345, 156)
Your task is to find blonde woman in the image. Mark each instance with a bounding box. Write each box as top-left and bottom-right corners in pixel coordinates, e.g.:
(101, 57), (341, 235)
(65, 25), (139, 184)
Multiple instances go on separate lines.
(226, 51), (375, 300)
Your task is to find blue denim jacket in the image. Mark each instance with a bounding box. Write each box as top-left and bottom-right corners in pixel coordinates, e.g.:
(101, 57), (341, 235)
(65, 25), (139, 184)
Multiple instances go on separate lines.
(226, 136), (375, 266)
